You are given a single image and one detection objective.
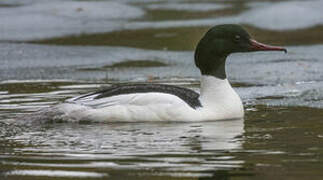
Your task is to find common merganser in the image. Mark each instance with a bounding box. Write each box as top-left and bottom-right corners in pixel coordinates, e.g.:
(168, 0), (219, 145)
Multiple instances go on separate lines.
(59, 24), (286, 122)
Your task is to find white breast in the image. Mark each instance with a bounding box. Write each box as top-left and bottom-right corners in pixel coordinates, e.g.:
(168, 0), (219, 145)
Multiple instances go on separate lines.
(198, 76), (244, 120)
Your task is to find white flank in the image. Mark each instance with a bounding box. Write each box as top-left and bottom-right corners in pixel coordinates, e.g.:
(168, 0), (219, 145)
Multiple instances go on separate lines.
(58, 76), (244, 122)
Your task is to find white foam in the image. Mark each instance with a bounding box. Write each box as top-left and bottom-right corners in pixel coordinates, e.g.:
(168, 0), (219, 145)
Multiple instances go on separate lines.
(20, 1), (144, 20)
(6, 170), (107, 178)
(240, 0), (323, 30)
(0, 0), (44, 6)
(129, 0), (323, 30)
(0, 0), (144, 40)
(146, 3), (229, 12)
(1, 0), (322, 41)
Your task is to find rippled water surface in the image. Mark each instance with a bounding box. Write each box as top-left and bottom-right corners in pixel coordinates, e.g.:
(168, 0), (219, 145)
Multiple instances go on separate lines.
(1, 0), (323, 179)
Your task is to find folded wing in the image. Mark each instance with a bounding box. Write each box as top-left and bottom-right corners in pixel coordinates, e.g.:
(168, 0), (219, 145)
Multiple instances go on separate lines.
(67, 83), (202, 109)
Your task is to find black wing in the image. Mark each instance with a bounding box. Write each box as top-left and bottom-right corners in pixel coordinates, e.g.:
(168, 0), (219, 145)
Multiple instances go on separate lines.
(73, 83), (202, 109)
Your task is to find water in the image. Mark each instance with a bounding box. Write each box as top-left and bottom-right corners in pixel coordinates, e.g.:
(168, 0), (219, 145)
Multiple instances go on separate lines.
(1, 0), (323, 179)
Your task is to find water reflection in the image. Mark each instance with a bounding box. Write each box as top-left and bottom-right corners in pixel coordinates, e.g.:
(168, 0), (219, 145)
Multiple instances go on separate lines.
(1, 119), (244, 178)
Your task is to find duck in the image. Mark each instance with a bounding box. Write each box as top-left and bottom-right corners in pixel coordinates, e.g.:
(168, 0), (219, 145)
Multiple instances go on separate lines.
(58, 24), (286, 122)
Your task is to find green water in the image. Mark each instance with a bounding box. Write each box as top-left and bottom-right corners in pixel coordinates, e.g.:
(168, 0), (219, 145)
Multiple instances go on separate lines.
(1, 0), (323, 179)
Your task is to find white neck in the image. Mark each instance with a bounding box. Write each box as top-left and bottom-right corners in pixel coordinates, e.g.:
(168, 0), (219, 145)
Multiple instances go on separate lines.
(199, 75), (244, 119)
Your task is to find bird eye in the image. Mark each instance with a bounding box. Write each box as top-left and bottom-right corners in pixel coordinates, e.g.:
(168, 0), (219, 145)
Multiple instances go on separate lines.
(234, 35), (241, 42)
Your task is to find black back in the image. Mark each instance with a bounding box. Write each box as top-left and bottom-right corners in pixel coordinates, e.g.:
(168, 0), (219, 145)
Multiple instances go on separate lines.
(74, 83), (202, 109)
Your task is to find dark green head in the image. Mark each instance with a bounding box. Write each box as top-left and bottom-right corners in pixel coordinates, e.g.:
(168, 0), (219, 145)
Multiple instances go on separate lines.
(195, 24), (286, 79)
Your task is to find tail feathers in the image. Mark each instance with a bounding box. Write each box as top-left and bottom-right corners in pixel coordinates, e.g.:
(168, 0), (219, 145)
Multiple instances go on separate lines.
(19, 103), (94, 124)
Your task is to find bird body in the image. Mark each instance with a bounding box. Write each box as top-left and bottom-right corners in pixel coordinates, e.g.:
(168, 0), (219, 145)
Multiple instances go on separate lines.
(57, 24), (286, 122)
(60, 75), (243, 122)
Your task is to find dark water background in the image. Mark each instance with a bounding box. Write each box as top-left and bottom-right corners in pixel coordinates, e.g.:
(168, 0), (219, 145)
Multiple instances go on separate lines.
(1, 0), (323, 179)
